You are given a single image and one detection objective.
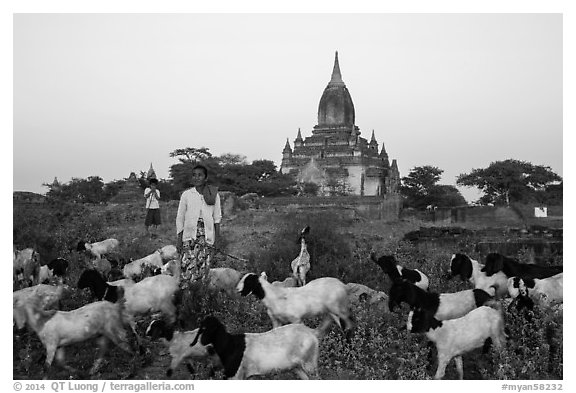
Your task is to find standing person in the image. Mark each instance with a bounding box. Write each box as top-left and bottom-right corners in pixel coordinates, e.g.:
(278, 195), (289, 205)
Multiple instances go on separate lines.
(144, 178), (161, 238)
(176, 164), (221, 285)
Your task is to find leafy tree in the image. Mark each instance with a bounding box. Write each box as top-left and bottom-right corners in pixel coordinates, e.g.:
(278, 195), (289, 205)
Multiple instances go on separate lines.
(457, 159), (562, 206)
(400, 166), (466, 209)
(45, 176), (106, 203)
(169, 147), (213, 163)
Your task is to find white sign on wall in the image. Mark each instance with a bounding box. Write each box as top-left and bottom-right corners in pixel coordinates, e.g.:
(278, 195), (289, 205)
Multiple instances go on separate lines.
(534, 207), (548, 218)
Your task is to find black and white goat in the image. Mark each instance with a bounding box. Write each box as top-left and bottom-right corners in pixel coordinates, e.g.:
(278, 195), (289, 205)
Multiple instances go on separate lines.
(371, 253), (429, 291)
(39, 258), (69, 284)
(389, 280), (492, 321)
(237, 272), (354, 336)
(448, 253), (509, 298)
(189, 316), (323, 379)
(507, 273), (563, 309)
(145, 320), (221, 378)
(482, 253), (563, 279)
(291, 226), (311, 286)
(76, 238), (119, 259)
(15, 296), (136, 377)
(407, 302), (506, 379)
(77, 268), (180, 337)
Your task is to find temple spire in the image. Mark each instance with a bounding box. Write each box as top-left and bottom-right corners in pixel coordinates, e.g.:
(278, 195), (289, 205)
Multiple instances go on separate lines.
(147, 163), (157, 180)
(296, 128), (303, 140)
(283, 138), (292, 153)
(328, 51), (345, 86)
(370, 130), (377, 143)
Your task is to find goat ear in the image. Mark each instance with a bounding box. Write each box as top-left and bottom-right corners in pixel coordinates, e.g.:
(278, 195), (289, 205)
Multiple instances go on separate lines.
(460, 258), (472, 281)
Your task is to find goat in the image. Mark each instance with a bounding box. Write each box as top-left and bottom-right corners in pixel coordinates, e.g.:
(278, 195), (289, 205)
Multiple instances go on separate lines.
(39, 258), (69, 284)
(407, 302), (506, 379)
(237, 272), (354, 337)
(206, 267), (243, 296)
(507, 273), (563, 308)
(389, 280), (492, 321)
(448, 253), (509, 298)
(345, 282), (388, 308)
(76, 238), (119, 259)
(13, 284), (68, 330)
(78, 269), (180, 322)
(290, 226), (311, 286)
(14, 248), (41, 287)
(271, 276), (298, 288)
(145, 319), (221, 378)
(92, 257), (112, 278)
(77, 268), (180, 347)
(15, 295), (135, 377)
(189, 316), (323, 379)
(371, 253), (429, 291)
(123, 248), (172, 279)
(482, 253), (563, 279)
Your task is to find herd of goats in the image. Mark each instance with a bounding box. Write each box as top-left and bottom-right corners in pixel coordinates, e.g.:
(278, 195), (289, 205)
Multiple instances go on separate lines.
(13, 226), (563, 380)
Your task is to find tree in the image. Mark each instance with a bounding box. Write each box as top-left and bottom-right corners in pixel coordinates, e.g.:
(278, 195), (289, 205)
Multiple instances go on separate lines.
(45, 176), (106, 203)
(400, 166), (466, 209)
(457, 159), (562, 206)
(169, 147), (213, 163)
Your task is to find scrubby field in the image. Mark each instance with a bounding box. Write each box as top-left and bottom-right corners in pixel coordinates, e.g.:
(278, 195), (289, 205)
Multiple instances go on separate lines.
(13, 200), (563, 380)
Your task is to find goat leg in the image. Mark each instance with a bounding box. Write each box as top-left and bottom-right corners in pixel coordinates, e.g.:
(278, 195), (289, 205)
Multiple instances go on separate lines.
(454, 356), (464, 380)
(89, 337), (109, 375)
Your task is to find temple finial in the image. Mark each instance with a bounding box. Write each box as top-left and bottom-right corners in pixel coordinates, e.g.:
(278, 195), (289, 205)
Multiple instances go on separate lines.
(329, 51), (345, 86)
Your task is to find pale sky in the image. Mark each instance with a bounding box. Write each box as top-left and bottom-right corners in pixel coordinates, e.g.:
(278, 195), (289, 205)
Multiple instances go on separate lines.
(13, 13), (562, 202)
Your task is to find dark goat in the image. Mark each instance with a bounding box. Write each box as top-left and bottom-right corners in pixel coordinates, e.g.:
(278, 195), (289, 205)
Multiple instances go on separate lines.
(371, 253), (429, 290)
(482, 253), (562, 279)
(388, 280), (492, 321)
(46, 258), (69, 277)
(77, 269), (119, 302)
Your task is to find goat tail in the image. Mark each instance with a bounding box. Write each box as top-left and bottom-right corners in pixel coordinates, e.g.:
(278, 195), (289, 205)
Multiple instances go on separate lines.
(315, 316), (334, 339)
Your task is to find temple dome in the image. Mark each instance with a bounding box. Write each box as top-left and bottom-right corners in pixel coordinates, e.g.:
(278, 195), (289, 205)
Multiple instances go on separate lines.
(317, 51), (355, 127)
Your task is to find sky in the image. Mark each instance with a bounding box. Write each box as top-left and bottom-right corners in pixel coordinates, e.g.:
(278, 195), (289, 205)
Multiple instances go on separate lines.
(12, 13), (563, 202)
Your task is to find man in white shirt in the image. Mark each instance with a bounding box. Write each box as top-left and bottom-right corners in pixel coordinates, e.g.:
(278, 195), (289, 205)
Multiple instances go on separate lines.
(144, 178), (161, 238)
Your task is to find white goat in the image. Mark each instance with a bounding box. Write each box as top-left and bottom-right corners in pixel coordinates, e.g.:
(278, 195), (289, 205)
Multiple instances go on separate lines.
(145, 319), (221, 378)
(77, 238), (119, 259)
(507, 273), (563, 305)
(14, 248), (41, 286)
(92, 257), (112, 278)
(13, 284), (68, 329)
(15, 297), (135, 376)
(206, 267), (243, 296)
(123, 248), (174, 279)
(291, 226), (311, 286)
(237, 272), (354, 336)
(407, 302), (506, 380)
(190, 316), (323, 379)
(272, 276), (298, 288)
(345, 282), (388, 308)
(449, 253), (509, 298)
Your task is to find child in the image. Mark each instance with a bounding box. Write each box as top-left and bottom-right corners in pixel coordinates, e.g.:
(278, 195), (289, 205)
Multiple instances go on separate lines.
(144, 178), (161, 238)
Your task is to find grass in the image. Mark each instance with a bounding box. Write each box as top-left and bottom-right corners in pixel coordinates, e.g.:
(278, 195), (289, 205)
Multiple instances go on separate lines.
(13, 201), (563, 380)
